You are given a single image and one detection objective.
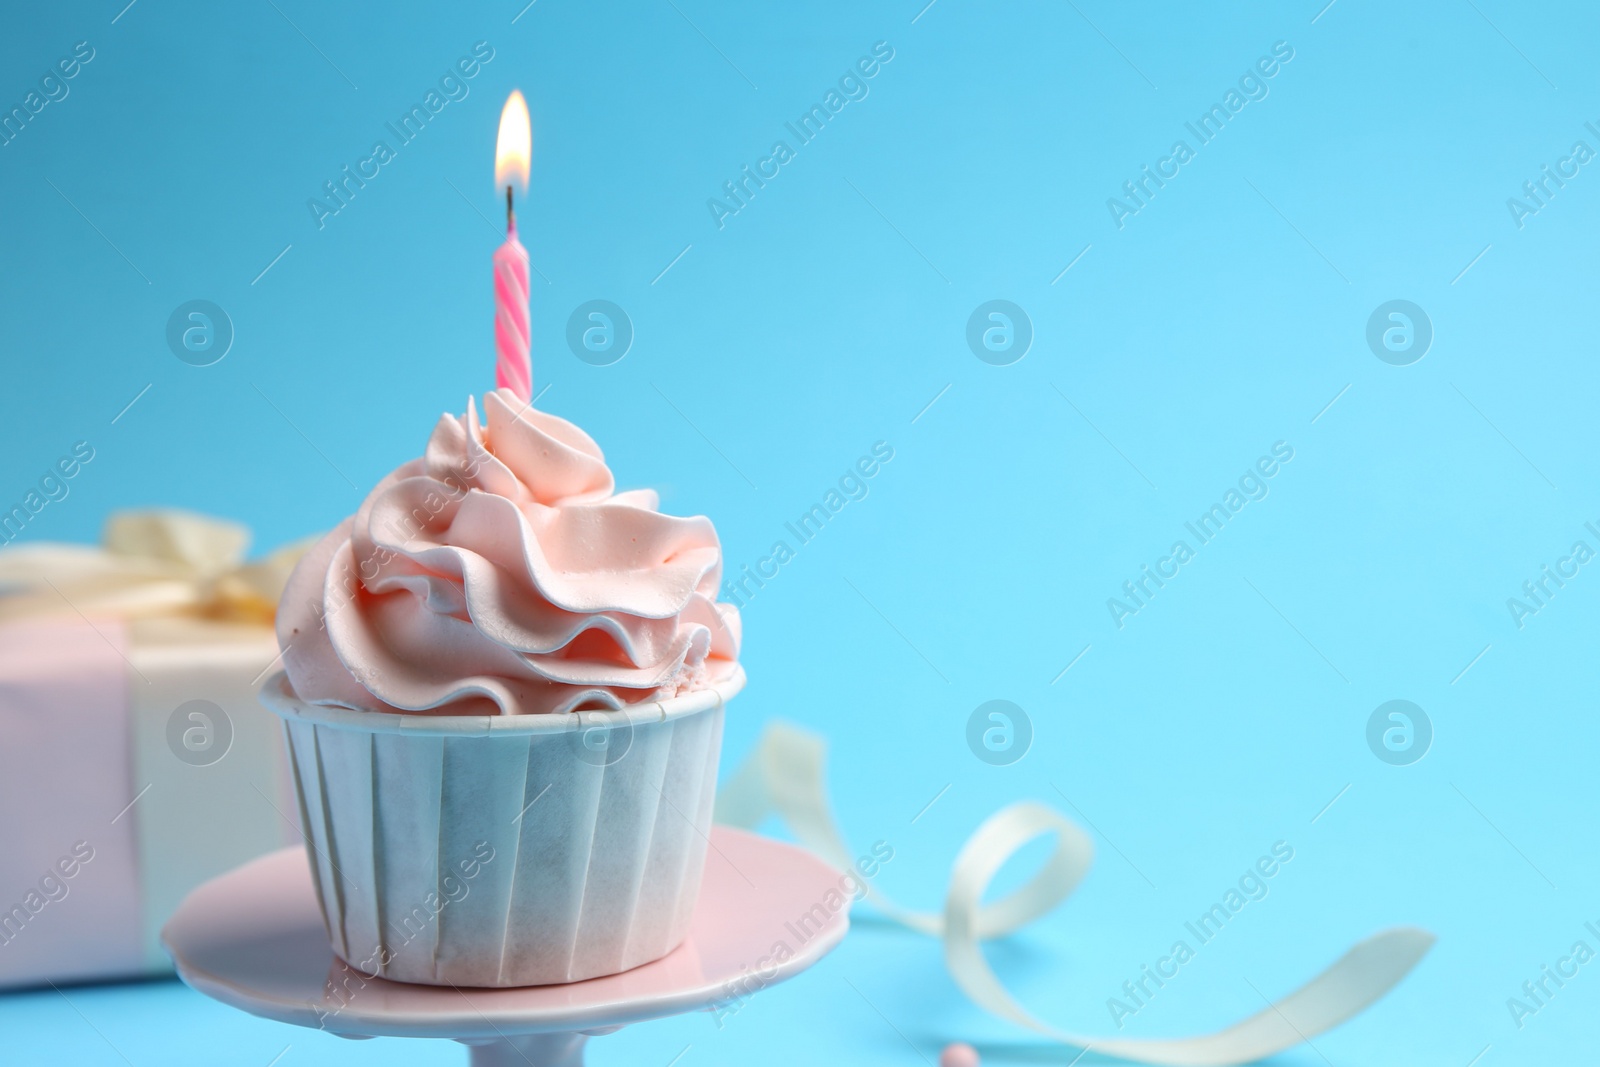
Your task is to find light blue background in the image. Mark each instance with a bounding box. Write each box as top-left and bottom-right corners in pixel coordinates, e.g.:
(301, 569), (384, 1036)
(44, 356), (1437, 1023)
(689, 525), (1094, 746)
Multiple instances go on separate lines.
(2, 0), (1597, 1064)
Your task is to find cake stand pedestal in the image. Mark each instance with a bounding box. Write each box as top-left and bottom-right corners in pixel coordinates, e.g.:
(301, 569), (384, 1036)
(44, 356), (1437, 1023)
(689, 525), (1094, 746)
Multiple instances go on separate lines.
(163, 827), (848, 1066)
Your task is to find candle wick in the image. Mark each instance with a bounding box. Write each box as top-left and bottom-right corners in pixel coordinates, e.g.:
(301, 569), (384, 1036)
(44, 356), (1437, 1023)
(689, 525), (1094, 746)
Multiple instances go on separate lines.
(505, 185), (514, 231)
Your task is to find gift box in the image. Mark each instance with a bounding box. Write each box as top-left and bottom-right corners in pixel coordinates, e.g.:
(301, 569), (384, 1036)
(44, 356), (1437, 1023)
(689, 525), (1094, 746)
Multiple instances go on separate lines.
(0, 512), (309, 989)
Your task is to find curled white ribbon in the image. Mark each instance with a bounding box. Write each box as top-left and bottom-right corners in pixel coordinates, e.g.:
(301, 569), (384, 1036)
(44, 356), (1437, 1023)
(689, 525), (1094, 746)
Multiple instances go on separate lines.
(715, 721), (1434, 1065)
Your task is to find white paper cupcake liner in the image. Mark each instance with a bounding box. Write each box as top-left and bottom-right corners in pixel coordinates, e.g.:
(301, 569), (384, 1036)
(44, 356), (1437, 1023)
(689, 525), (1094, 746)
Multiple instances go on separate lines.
(259, 668), (742, 987)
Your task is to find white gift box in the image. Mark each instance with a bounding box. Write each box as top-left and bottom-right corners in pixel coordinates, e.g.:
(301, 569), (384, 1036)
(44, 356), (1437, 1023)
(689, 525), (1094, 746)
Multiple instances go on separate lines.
(0, 511), (309, 990)
(0, 616), (298, 989)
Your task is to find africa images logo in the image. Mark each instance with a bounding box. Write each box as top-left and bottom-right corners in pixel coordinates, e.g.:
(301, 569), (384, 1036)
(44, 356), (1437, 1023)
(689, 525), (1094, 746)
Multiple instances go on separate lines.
(1106, 442), (1294, 629)
(1106, 41), (1295, 230)
(706, 42), (896, 229)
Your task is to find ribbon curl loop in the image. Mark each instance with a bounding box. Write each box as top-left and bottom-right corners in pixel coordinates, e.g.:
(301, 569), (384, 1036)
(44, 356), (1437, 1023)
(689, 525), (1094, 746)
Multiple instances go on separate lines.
(0, 509), (310, 624)
(716, 720), (1434, 1066)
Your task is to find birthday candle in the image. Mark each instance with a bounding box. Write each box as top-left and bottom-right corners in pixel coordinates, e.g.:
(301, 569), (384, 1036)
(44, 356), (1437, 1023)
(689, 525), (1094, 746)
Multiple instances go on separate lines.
(494, 90), (532, 402)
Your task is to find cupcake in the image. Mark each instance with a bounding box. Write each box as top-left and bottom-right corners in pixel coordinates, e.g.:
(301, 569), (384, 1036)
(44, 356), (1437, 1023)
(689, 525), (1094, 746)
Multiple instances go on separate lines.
(262, 390), (742, 987)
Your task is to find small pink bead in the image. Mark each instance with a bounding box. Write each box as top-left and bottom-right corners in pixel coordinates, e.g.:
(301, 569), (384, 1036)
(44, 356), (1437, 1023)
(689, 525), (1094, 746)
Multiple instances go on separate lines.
(939, 1043), (980, 1067)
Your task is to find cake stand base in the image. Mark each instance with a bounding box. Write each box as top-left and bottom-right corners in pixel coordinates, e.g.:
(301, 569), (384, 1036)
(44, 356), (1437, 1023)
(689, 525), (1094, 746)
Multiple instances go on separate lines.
(458, 1032), (588, 1066)
(162, 827), (847, 1065)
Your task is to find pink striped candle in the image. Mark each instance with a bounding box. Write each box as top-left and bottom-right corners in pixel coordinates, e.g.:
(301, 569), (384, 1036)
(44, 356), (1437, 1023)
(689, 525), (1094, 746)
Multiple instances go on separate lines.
(494, 90), (532, 402)
(494, 207), (531, 401)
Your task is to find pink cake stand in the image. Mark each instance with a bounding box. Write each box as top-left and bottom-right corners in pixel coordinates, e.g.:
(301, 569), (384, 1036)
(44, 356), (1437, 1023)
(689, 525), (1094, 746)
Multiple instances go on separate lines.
(162, 827), (848, 1066)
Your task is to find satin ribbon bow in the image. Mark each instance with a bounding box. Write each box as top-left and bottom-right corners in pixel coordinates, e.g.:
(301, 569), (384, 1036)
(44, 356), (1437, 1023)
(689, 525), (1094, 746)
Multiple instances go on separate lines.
(716, 721), (1434, 1066)
(0, 510), (311, 625)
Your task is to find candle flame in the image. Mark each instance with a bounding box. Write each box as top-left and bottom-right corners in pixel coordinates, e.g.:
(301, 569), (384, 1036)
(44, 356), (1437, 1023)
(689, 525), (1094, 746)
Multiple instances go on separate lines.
(495, 90), (531, 192)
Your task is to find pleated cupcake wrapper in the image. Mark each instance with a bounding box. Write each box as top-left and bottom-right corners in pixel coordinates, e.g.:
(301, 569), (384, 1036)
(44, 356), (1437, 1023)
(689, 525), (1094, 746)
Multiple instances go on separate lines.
(259, 670), (742, 987)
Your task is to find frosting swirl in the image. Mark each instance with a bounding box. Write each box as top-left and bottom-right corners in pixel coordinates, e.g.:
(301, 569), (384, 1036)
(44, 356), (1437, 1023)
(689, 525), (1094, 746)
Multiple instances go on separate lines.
(276, 390), (741, 716)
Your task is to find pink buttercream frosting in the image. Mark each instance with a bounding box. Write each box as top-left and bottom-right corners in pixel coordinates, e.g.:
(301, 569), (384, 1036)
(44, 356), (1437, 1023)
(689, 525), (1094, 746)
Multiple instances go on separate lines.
(276, 390), (741, 716)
